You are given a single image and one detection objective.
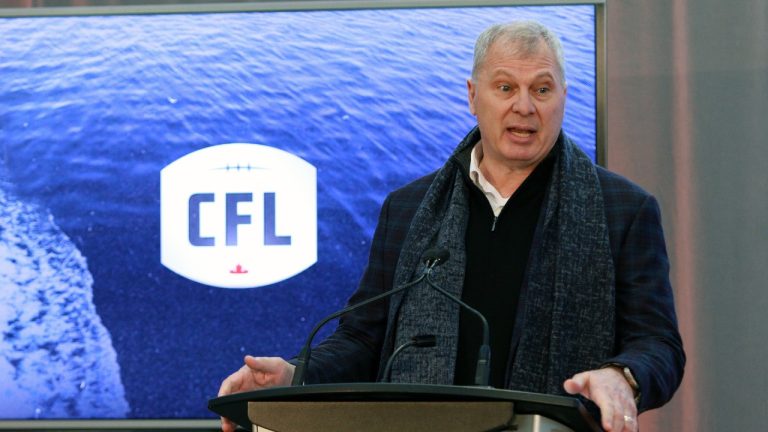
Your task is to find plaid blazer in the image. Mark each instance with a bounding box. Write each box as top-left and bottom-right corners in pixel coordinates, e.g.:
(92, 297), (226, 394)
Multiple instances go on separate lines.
(304, 159), (685, 413)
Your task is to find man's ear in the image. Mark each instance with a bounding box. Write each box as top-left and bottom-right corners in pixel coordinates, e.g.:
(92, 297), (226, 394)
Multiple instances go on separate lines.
(467, 79), (477, 116)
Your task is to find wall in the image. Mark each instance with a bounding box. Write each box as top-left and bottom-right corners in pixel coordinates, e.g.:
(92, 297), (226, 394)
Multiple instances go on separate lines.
(606, 1), (768, 430)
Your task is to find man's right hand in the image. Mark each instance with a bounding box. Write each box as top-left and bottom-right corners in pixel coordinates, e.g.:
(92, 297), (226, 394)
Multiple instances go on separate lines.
(218, 356), (295, 432)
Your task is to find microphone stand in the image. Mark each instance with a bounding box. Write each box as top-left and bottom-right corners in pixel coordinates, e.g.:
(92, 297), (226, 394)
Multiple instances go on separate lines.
(424, 271), (491, 387)
(379, 334), (437, 382)
(290, 258), (444, 386)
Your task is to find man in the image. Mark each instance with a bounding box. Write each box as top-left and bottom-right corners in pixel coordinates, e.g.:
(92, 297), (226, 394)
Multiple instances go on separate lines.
(219, 21), (685, 432)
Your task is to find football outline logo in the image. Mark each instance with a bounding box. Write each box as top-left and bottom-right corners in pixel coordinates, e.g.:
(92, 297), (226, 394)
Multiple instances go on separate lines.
(160, 143), (317, 288)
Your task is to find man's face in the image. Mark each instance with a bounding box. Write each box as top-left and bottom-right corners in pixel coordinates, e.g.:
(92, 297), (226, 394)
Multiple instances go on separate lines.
(467, 40), (566, 172)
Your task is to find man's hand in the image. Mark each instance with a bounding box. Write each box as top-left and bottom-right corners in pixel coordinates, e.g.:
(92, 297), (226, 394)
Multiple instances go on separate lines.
(218, 356), (295, 432)
(563, 367), (638, 432)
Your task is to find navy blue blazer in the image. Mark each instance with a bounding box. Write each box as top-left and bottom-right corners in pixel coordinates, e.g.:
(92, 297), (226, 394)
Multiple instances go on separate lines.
(305, 151), (685, 413)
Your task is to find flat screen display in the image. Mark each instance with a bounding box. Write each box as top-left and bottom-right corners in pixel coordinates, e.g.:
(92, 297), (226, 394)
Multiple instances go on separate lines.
(0, 0), (601, 424)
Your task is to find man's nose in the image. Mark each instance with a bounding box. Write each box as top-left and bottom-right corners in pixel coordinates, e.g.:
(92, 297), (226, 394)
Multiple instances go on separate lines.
(511, 91), (536, 115)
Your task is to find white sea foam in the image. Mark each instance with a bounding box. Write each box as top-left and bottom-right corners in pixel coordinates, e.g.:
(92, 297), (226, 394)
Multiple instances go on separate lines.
(0, 186), (129, 419)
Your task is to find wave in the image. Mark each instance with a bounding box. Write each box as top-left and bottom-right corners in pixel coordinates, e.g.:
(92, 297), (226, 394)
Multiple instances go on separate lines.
(0, 184), (129, 419)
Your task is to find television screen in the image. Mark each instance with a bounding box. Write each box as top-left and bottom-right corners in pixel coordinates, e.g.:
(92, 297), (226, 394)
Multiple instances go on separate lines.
(0, 0), (602, 426)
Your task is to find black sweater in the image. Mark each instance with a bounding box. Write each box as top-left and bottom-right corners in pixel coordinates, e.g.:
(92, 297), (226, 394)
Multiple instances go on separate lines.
(453, 153), (555, 388)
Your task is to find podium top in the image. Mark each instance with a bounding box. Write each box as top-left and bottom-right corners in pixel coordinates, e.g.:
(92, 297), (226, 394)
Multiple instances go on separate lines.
(209, 383), (602, 432)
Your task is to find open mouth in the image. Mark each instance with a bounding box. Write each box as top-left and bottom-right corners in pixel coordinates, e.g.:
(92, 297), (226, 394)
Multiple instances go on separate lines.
(507, 126), (536, 138)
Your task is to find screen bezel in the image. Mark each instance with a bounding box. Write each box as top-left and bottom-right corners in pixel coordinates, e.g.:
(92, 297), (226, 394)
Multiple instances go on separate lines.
(0, 0), (605, 429)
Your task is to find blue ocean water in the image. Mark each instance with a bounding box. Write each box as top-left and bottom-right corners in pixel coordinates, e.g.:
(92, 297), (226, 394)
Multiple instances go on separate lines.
(0, 6), (596, 419)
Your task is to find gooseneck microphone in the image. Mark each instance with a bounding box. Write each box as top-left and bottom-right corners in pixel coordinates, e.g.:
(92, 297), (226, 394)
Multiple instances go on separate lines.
(379, 334), (437, 383)
(290, 249), (450, 386)
(422, 248), (492, 387)
(423, 247), (449, 268)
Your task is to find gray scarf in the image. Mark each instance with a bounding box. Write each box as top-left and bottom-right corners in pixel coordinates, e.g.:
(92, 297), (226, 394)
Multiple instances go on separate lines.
(382, 127), (615, 395)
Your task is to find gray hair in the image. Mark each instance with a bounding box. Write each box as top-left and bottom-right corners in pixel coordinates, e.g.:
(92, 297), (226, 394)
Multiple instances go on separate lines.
(471, 21), (567, 86)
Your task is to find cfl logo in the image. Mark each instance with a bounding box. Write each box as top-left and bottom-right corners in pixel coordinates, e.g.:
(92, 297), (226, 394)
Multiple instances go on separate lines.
(161, 144), (317, 288)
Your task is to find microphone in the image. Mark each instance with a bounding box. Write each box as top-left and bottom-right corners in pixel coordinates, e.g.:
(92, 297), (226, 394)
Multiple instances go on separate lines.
(423, 247), (449, 268)
(379, 334), (437, 382)
(422, 248), (492, 387)
(290, 249), (449, 386)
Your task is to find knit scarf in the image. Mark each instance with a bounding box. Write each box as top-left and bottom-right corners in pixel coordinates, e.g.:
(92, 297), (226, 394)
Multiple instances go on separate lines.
(382, 127), (615, 396)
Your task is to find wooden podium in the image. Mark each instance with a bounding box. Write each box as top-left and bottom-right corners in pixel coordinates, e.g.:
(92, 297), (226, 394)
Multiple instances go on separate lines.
(208, 383), (602, 432)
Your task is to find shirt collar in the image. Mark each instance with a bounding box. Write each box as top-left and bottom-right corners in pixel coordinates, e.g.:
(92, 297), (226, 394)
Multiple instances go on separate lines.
(469, 141), (509, 217)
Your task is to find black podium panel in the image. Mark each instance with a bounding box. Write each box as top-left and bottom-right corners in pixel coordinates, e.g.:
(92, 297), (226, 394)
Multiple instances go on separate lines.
(209, 383), (602, 432)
